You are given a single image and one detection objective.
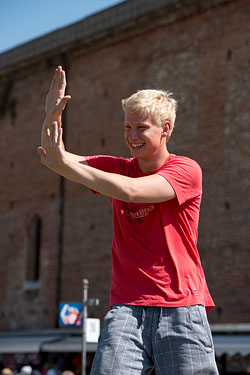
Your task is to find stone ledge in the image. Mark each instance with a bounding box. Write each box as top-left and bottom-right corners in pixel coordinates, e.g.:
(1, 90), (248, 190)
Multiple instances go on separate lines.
(0, 0), (232, 74)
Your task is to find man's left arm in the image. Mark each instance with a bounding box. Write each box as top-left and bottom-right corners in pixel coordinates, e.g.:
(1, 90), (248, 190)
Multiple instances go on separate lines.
(38, 122), (176, 203)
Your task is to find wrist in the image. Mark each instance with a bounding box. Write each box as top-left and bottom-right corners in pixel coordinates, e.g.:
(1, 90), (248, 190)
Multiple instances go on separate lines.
(45, 111), (62, 121)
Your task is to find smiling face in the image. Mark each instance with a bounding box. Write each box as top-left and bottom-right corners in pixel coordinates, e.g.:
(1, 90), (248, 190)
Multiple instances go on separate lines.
(124, 112), (170, 172)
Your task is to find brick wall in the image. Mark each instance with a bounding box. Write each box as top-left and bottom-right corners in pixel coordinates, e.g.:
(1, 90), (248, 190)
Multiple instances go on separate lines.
(0, 0), (249, 330)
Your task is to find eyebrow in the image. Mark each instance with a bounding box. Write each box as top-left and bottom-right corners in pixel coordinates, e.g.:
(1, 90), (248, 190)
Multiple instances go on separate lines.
(123, 121), (150, 126)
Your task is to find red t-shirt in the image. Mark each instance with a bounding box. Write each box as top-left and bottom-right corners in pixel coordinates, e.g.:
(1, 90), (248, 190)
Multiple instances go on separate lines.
(86, 154), (215, 312)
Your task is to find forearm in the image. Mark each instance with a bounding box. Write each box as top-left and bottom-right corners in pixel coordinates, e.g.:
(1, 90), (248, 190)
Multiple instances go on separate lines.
(54, 159), (134, 202)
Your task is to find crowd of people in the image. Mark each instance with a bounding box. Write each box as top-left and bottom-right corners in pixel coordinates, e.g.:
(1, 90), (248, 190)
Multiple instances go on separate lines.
(1, 367), (77, 375)
(0, 351), (93, 375)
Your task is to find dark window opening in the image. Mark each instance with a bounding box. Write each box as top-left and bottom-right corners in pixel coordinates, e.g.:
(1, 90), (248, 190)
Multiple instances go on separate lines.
(227, 49), (232, 60)
(26, 215), (42, 281)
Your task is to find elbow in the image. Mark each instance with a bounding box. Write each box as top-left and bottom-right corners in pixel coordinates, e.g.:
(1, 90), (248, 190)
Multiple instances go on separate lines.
(121, 181), (139, 203)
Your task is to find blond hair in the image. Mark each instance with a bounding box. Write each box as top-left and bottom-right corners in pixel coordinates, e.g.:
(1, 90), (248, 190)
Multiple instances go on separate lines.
(121, 89), (177, 136)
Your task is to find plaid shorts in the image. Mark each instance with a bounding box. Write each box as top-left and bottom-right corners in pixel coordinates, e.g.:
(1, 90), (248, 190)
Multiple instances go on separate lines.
(90, 304), (219, 375)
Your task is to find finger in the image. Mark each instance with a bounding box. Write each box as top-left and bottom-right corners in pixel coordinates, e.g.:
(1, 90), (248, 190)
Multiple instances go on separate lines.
(59, 68), (66, 90)
(58, 96), (71, 111)
(51, 121), (58, 143)
(62, 70), (66, 85)
(55, 66), (61, 88)
(57, 127), (63, 146)
(37, 147), (46, 159)
(45, 128), (51, 149)
(50, 76), (56, 91)
(61, 70), (67, 86)
(54, 122), (59, 143)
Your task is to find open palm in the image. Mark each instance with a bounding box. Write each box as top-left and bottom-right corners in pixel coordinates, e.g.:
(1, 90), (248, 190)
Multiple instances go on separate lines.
(45, 65), (71, 120)
(38, 121), (68, 170)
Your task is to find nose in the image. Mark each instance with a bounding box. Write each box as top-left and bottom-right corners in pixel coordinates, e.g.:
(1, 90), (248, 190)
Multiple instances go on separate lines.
(128, 127), (139, 140)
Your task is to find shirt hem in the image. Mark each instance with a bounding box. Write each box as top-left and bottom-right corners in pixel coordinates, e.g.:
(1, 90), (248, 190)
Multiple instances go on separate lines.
(110, 298), (215, 312)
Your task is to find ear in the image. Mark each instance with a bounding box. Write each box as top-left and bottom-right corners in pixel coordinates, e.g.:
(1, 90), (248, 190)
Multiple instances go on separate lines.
(162, 121), (171, 138)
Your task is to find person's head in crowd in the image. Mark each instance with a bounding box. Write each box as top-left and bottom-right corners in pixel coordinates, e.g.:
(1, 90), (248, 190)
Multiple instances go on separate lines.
(46, 370), (56, 375)
(20, 366), (32, 375)
(62, 371), (75, 375)
(1, 368), (13, 375)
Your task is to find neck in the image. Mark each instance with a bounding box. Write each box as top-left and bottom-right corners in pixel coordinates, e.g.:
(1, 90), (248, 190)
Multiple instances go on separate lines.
(138, 148), (170, 173)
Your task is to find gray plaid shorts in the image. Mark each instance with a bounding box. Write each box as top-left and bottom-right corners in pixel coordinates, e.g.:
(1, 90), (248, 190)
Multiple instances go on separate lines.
(90, 304), (219, 375)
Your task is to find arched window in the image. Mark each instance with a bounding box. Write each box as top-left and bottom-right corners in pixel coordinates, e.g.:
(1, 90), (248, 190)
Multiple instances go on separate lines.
(26, 215), (42, 282)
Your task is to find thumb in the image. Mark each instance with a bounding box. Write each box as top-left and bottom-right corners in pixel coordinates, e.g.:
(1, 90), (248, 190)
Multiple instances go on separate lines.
(37, 146), (46, 159)
(59, 95), (71, 110)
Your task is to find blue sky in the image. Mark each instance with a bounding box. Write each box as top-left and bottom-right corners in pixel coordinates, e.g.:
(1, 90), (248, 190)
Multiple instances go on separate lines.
(0, 0), (125, 54)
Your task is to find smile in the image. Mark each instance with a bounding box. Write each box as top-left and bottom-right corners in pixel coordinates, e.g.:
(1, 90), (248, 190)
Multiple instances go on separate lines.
(130, 143), (145, 148)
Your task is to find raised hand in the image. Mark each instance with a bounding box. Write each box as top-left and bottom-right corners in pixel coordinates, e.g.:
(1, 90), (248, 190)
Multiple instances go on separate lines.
(38, 121), (69, 171)
(45, 65), (71, 120)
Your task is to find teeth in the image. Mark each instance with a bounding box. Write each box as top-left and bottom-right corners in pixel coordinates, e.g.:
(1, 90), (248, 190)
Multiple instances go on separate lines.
(131, 143), (143, 147)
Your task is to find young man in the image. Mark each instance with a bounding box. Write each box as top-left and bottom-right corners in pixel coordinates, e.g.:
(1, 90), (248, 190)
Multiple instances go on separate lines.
(38, 66), (218, 375)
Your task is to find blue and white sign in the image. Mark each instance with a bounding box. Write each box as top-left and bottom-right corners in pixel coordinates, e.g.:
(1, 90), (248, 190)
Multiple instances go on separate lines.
(59, 302), (82, 326)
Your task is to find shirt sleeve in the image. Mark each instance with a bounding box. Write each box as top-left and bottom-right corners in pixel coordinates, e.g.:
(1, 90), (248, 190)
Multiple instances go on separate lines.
(157, 157), (202, 206)
(85, 155), (132, 195)
(85, 155), (121, 173)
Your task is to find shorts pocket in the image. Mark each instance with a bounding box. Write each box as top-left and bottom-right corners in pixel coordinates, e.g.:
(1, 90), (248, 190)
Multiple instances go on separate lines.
(98, 305), (124, 342)
(102, 305), (122, 326)
(188, 305), (214, 353)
